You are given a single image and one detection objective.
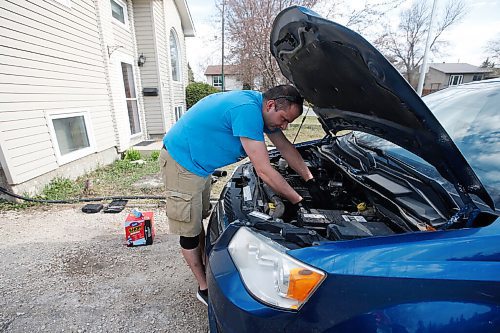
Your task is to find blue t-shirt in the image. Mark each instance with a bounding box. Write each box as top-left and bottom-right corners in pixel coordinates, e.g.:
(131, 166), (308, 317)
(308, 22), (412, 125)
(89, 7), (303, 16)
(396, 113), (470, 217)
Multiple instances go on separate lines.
(163, 90), (265, 177)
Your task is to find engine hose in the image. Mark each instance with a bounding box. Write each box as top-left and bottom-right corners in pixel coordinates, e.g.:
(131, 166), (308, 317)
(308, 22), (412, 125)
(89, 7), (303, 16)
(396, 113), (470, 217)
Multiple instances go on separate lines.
(0, 186), (164, 204)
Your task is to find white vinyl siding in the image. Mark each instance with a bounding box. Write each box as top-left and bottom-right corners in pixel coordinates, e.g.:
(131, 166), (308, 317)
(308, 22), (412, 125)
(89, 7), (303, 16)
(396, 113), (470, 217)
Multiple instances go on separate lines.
(0, 0), (114, 184)
(104, 0), (145, 150)
(133, 0), (166, 136)
(53, 0), (72, 7)
(164, 0), (187, 127)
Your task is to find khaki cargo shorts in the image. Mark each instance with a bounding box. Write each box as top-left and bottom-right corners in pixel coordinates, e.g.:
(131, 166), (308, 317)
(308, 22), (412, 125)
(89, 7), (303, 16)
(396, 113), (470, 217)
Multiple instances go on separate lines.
(159, 147), (211, 237)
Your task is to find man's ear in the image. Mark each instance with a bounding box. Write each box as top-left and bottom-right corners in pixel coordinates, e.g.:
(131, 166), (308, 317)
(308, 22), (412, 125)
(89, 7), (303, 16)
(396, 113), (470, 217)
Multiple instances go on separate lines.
(265, 99), (274, 112)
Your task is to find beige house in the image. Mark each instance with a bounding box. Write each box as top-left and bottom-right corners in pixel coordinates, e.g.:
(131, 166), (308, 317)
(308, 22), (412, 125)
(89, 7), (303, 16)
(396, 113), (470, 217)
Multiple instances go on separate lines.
(0, 0), (194, 197)
(420, 63), (493, 95)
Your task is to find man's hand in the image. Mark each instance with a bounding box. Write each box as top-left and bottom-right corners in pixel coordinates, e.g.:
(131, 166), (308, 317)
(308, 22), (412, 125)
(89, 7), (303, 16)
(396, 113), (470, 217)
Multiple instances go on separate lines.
(305, 179), (329, 207)
(289, 198), (309, 217)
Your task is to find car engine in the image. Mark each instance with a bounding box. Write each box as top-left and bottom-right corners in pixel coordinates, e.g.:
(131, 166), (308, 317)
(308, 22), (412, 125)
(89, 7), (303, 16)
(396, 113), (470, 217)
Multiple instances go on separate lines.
(215, 144), (418, 249)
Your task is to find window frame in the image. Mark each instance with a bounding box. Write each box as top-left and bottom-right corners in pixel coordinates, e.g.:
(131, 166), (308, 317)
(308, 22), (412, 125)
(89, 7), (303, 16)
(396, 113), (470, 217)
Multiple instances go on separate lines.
(47, 111), (95, 165)
(120, 61), (142, 137)
(212, 75), (223, 87)
(169, 29), (182, 82)
(472, 74), (483, 81)
(174, 105), (183, 122)
(110, 0), (129, 29)
(448, 74), (463, 86)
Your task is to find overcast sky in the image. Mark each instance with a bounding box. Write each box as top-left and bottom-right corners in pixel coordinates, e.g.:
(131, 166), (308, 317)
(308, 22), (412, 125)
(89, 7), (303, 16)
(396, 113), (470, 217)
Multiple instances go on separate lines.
(184, 0), (500, 81)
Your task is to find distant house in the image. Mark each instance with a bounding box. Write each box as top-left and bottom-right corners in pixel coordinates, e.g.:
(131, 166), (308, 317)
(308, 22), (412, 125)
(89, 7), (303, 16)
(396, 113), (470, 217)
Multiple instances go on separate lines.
(420, 63), (493, 95)
(204, 65), (243, 91)
(0, 0), (194, 198)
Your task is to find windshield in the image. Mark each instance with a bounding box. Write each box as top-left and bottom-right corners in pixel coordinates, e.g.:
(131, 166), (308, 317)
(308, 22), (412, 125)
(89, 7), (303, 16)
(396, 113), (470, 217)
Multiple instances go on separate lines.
(354, 80), (500, 208)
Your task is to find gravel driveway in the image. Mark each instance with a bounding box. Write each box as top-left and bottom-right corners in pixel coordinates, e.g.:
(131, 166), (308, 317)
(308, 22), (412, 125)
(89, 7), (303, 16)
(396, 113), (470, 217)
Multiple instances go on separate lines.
(0, 205), (207, 332)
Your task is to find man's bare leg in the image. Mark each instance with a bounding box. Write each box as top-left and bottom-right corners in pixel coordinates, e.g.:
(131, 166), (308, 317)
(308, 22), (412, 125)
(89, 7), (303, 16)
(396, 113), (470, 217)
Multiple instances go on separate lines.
(182, 245), (207, 290)
(199, 227), (206, 267)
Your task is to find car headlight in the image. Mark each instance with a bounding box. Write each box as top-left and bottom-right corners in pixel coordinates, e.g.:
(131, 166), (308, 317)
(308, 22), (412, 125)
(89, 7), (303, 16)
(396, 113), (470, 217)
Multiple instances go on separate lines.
(228, 227), (325, 310)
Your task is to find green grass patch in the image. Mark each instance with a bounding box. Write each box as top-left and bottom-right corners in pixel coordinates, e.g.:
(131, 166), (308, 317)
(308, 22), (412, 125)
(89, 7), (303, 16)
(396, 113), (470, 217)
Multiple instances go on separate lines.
(0, 198), (39, 210)
(80, 158), (161, 197)
(41, 177), (83, 200)
(124, 148), (142, 161)
(149, 150), (160, 161)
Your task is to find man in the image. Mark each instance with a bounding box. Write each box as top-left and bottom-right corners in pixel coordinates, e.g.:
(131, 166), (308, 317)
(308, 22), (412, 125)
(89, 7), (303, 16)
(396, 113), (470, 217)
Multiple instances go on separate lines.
(159, 85), (322, 305)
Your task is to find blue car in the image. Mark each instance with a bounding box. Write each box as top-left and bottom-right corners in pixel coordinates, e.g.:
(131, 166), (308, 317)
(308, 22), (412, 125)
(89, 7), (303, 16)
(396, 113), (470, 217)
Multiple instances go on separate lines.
(206, 6), (500, 333)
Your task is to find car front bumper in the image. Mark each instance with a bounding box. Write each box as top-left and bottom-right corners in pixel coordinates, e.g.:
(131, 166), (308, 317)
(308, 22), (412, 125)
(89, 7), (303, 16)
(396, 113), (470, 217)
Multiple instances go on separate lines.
(207, 234), (298, 333)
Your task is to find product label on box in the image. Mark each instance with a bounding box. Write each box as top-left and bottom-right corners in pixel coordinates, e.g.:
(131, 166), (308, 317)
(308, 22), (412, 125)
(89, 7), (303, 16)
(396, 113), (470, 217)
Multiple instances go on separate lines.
(124, 211), (155, 247)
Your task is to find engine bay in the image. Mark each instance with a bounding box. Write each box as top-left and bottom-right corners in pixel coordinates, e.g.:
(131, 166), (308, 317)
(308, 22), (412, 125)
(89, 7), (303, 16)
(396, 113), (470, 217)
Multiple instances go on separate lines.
(215, 144), (424, 248)
(261, 147), (410, 242)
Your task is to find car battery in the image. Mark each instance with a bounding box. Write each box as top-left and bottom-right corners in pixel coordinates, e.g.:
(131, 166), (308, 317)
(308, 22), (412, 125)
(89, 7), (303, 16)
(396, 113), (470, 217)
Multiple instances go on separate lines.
(124, 211), (155, 246)
(298, 209), (350, 227)
(298, 209), (394, 241)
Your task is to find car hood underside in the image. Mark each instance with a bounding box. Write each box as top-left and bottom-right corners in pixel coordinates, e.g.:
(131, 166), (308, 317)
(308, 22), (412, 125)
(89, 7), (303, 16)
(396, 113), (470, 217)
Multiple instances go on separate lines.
(270, 6), (494, 209)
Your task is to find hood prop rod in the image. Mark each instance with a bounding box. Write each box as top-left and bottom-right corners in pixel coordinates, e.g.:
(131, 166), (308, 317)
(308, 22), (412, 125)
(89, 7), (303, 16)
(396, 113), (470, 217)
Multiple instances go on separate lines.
(292, 105), (311, 144)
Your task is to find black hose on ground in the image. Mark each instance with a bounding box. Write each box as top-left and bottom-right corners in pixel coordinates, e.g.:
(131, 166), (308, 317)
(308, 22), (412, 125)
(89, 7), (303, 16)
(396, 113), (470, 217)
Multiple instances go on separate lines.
(0, 186), (164, 204)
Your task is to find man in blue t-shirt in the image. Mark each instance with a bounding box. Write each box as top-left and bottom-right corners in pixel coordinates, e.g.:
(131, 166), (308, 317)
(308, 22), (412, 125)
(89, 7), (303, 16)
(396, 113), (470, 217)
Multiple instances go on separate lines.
(159, 85), (322, 305)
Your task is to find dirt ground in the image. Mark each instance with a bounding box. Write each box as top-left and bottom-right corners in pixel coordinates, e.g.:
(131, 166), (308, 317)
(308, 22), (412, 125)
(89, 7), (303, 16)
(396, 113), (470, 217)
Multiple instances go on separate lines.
(0, 204), (208, 333)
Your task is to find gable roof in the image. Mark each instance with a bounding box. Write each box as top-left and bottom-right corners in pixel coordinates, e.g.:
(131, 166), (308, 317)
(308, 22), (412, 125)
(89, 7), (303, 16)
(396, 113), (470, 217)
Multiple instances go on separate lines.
(204, 65), (241, 75)
(429, 63), (493, 74)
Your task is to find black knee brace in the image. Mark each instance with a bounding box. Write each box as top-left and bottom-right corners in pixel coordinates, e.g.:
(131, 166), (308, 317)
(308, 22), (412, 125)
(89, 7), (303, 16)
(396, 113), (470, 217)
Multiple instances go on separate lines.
(179, 234), (200, 250)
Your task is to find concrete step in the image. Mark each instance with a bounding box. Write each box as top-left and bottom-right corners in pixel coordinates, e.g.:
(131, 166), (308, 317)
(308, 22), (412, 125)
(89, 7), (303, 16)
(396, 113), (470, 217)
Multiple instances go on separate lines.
(132, 140), (162, 158)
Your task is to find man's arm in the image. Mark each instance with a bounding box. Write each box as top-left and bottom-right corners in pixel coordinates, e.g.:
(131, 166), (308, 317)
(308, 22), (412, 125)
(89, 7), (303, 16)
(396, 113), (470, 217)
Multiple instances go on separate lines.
(240, 137), (302, 204)
(267, 130), (313, 182)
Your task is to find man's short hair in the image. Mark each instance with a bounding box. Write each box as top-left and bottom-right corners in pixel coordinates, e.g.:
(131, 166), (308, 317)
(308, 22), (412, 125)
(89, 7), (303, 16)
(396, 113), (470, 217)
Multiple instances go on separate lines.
(263, 85), (304, 115)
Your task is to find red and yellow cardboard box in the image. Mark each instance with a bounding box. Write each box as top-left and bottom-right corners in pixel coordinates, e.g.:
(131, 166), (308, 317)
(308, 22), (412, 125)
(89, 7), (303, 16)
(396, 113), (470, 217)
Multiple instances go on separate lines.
(124, 211), (155, 246)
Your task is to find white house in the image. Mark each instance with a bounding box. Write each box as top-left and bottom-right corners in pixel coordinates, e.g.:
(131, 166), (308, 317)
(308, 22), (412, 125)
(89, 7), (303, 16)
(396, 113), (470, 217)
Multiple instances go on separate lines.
(0, 0), (194, 198)
(204, 64), (244, 91)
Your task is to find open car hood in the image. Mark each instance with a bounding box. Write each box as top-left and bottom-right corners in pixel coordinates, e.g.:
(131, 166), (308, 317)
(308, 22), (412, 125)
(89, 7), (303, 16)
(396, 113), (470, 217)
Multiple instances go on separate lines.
(270, 6), (494, 210)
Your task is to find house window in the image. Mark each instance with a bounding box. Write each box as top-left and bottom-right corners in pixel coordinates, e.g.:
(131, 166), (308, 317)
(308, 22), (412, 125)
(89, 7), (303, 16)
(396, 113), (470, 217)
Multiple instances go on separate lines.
(448, 74), (463, 86)
(212, 75), (222, 87)
(170, 29), (181, 81)
(174, 106), (183, 122)
(48, 112), (94, 164)
(121, 63), (141, 135)
(53, 116), (90, 155)
(110, 0), (128, 26)
(472, 74), (483, 81)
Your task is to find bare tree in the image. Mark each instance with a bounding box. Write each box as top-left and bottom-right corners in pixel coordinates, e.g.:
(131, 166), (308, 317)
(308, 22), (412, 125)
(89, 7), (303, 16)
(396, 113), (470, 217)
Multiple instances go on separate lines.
(375, 0), (466, 87)
(220, 0), (319, 90)
(485, 35), (500, 63)
(219, 0), (411, 90)
(316, 0), (405, 36)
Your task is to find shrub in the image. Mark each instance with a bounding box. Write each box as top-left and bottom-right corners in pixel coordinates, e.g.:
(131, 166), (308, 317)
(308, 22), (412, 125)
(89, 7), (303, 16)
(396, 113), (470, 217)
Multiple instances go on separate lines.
(124, 148), (142, 161)
(186, 82), (219, 109)
(149, 150), (160, 161)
